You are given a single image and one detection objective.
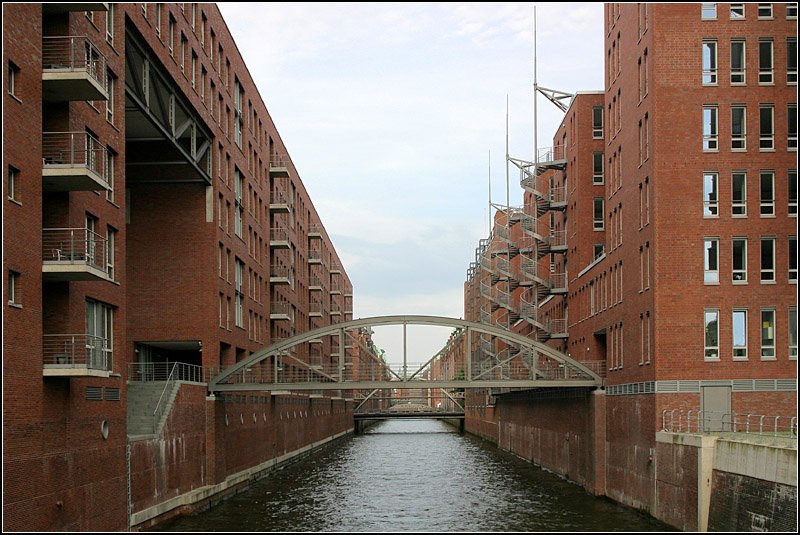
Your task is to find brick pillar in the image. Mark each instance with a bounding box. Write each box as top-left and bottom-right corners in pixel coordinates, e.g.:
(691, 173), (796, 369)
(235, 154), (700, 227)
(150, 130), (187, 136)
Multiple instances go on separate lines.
(590, 389), (607, 496)
(205, 395), (226, 484)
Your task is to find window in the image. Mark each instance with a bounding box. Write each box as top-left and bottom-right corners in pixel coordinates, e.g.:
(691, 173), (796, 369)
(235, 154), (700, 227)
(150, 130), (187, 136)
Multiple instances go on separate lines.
(761, 237), (775, 282)
(235, 258), (244, 327)
(702, 3), (717, 19)
(757, 3), (773, 18)
(759, 105), (774, 149)
(790, 308), (798, 359)
(593, 152), (604, 184)
(593, 198), (604, 230)
(789, 3), (799, 18)
(106, 227), (116, 280)
(761, 309), (776, 359)
(790, 170), (797, 216)
(105, 3), (114, 45)
(169, 16), (175, 55)
(730, 3), (745, 18)
(8, 271), (20, 306)
(705, 309), (719, 360)
(703, 106), (718, 150)
(180, 34), (186, 73)
(733, 238), (747, 282)
(592, 106), (603, 138)
(191, 51), (197, 88)
(759, 39), (773, 84)
(703, 172), (718, 216)
(234, 78), (244, 148)
(106, 71), (115, 124)
(731, 39), (746, 84)
(155, 4), (161, 36)
(731, 105), (746, 150)
(643, 113), (649, 160)
(7, 165), (18, 202)
(86, 300), (113, 370)
(702, 40), (718, 84)
(704, 238), (719, 284)
(594, 243), (604, 259)
(733, 310), (748, 359)
(732, 171), (747, 216)
(106, 151), (115, 203)
(234, 168), (243, 238)
(8, 61), (19, 97)
(760, 170), (775, 215)
(789, 104), (797, 149)
(790, 236), (798, 282)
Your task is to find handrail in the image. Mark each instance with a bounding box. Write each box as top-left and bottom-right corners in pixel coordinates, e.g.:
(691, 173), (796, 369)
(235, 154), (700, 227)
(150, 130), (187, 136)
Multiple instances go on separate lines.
(42, 35), (107, 89)
(662, 409), (798, 447)
(42, 228), (108, 273)
(152, 362), (178, 434)
(42, 131), (109, 182)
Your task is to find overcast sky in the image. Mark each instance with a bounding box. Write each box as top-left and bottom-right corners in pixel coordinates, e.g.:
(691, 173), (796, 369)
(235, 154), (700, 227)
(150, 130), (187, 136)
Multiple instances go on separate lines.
(219, 2), (604, 364)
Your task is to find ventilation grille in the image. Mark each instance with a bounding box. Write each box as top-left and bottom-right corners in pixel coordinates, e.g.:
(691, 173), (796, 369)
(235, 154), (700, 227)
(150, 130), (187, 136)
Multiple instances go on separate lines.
(104, 387), (120, 401)
(86, 386), (103, 400)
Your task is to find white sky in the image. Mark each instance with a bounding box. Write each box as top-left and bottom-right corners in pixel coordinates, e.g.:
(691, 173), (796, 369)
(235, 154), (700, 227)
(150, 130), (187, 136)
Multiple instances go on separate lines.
(219, 2), (604, 364)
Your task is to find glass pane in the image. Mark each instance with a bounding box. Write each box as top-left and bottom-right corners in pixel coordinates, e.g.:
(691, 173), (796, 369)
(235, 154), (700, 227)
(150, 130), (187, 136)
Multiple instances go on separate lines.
(732, 108), (744, 136)
(733, 173), (746, 205)
(731, 42), (744, 69)
(761, 239), (774, 269)
(733, 240), (746, 271)
(790, 309), (798, 347)
(761, 310), (775, 347)
(704, 173), (717, 215)
(705, 311), (719, 346)
(733, 311), (747, 346)
(759, 41), (772, 70)
(705, 240), (718, 270)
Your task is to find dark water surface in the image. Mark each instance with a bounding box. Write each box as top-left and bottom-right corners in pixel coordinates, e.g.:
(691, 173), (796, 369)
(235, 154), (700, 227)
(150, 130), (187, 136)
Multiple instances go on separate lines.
(156, 419), (673, 532)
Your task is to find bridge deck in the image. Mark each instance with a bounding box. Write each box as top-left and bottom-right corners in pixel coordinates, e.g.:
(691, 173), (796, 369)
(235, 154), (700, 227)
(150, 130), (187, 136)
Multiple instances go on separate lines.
(211, 379), (599, 392)
(354, 411), (464, 420)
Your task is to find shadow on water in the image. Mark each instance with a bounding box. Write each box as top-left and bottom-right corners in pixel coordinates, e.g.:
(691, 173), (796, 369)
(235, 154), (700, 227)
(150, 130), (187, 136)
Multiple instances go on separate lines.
(155, 419), (675, 532)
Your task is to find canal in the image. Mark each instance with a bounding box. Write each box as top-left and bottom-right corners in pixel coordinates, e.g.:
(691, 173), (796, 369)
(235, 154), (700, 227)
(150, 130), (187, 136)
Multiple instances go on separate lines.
(156, 420), (672, 531)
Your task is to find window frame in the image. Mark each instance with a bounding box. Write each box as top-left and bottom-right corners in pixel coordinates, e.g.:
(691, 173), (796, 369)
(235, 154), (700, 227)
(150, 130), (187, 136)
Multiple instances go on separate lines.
(593, 197), (604, 230)
(760, 308), (776, 360)
(703, 171), (719, 217)
(731, 39), (746, 85)
(732, 309), (748, 360)
(790, 236), (797, 282)
(790, 307), (798, 360)
(702, 40), (718, 85)
(759, 39), (774, 84)
(703, 105), (718, 151)
(730, 3), (745, 18)
(757, 3), (773, 19)
(760, 170), (775, 216)
(701, 3), (717, 20)
(593, 152), (604, 184)
(760, 236), (775, 282)
(704, 308), (720, 360)
(704, 237), (720, 284)
(789, 37), (798, 84)
(8, 271), (20, 307)
(759, 104), (774, 150)
(732, 171), (747, 216)
(731, 104), (746, 150)
(732, 237), (748, 283)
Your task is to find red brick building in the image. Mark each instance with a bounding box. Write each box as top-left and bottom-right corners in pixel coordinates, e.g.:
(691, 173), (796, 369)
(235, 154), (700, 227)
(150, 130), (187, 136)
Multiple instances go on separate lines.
(436, 1), (797, 518)
(4, 3), (352, 530)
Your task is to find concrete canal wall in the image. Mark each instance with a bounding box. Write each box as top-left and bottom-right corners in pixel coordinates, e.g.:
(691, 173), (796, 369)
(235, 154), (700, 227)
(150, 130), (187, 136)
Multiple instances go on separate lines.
(129, 385), (353, 529)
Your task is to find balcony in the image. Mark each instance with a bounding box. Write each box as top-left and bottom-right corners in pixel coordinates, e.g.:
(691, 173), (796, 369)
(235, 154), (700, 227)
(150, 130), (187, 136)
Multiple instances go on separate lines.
(42, 36), (108, 102)
(269, 155), (290, 178)
(43, 3), (108, 14)
(344, 286), (353, 297)
(42, 228), (111, 282)
(42, 132), (110, 191)
(308, 248), (323, 264)
(309, 301), (323, 317)
(269, 190), (291, 213)
(534, 145), (567, 173)
(308, 224), (322, 239)
(270, 301), (292, 321)
(330, 281), (342, 295)
(330, 303), (342, 316)
(270, 265), (291, 285)
(549, 272), (568, 294)
(309, 275), (323, 292)
(43, 334), (111, 378)
(269, 227), (290, 249)
(330, 262), (342, 275)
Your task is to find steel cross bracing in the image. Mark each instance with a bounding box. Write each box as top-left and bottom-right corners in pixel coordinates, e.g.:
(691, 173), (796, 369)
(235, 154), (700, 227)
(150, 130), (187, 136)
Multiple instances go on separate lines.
(208, 315), (603, 393)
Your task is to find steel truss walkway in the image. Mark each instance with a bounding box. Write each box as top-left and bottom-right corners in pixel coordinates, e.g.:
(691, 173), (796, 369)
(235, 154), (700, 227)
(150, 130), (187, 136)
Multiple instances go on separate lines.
(209, 315), (603, 396)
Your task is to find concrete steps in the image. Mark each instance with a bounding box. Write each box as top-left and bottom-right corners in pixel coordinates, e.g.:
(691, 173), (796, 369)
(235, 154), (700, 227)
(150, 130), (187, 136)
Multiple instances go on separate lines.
(127, 381), (181, 437)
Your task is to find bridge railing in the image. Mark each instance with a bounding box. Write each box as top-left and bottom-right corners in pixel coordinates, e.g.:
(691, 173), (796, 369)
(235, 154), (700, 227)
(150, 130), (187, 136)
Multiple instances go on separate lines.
(661, 409), (797, 448)
(128, 361), (210, 383)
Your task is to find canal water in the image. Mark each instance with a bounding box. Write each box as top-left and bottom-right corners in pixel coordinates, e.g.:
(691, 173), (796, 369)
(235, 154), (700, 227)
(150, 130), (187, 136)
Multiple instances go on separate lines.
(157, 420), (672, 532)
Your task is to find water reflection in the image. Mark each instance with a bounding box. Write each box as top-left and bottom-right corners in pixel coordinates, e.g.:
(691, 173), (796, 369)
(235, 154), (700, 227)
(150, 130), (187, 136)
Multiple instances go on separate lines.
(157, 419), (672, 532)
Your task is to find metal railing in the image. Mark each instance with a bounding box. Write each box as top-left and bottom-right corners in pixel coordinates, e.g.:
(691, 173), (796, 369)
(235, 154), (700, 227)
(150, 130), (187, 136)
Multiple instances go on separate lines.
(547, 318), (567, 335)
(308, 224), (322, 236)
(309, 301), (323, 315)
(309, 275), (323, 288)
(520, 296), (538, 322)
(42, 132), (108, 183)
(42, 36), (107, 89)
(308, 248), (322, 262)
(536, 145), (566, 164)
(496, 257), (511, 276)
(42, 228), (108, 273)
(661, 410), (798, 447)
(330, 280), (342, 293)
(550, 184), (567, 205)
(269, 155), (290, 169)
(550, 229), (567, 248)
(270, 265), (290, 279)
(271, 301), (291, 316)
(495, 224), (510, 242)
(330, 261), (342, 273)
(43, 334), (109, 370)
(550, 272), (568, 290)
(128, 361), (208, 383)
(270, 190), (289, 205)
(269, 227), (289, 242)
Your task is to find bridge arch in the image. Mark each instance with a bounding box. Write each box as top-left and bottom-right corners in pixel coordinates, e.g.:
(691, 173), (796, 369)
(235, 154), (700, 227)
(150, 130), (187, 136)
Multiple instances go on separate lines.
(209, 315), (603, 392)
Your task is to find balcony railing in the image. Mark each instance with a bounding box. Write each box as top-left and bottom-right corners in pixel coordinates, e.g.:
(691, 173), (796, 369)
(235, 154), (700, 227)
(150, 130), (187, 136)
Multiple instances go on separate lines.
(547, 318), (568, 336)
(549, 272), (568, 292)
(271, 301), (291, 319)
(308, 248), (323, 264)
(42, 228), (109, 280)
(308, 224), (323, 238)
(549, 184), (567, 206)
(270, 227), (290, 248)
(536, 145), (567, 165)
(270, 264), (290, 282)
(309, 301), (323, 316)
(43, 334), (110, 374)
(269, 190), (291, 213)
(42, 132), (109, 190)
(269, 155), (290, 177)
(309, 275), (323, 290)
(330, 262), (342, 274)
(42, 36), (108, 101)
(330, 281), (342, 294)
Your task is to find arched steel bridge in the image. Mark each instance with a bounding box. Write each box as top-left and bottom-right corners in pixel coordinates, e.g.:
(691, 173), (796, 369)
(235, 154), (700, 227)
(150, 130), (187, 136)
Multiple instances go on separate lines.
(209, 315), (603, 394)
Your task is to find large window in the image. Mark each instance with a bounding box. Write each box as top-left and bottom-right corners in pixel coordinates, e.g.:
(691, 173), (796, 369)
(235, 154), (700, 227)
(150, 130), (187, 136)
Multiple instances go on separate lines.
(759, 39), (774, 84)
(702, 3), (717, 19)
(761, 237), (775, 282)
(234, 168), (243, 238)
(757, 3), (773, 18)
(704, 309), (719, 360)
(105, 3), (114, 45)
(761, 309), (776, 359)
(790, 236), (798, 282)
(730, 3), (745, 18)
(789, 38), (798, 84)
(789, 104), (797, 150)
(733, 310), (747, 359)
(702, 40), (718, 84)
(704, 238), (719, 283)
(760, 170), (775, 215)
(704, 172), (718, 216)
(593, 198), (604, 230)
(86, 300), (113, 370)
(732, 171), (747, 216)
(7, 165), (18, 203)
(733, 238), (747, 282)
(759, 105), (774, 149)
(234, 258), (244, 327)
(234, 78), (244, 148)
(703, 106), (718, 150)
(790, 170), (797, 216)
(106, 227), (116, 281)
(593, 152), (604, 184)
(8, 271), (20, 307)
(731, 105), (746, 150)
(790, 308), (798, 359)
(592, 106), (603, 138)
(731, 39), (746, 84)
